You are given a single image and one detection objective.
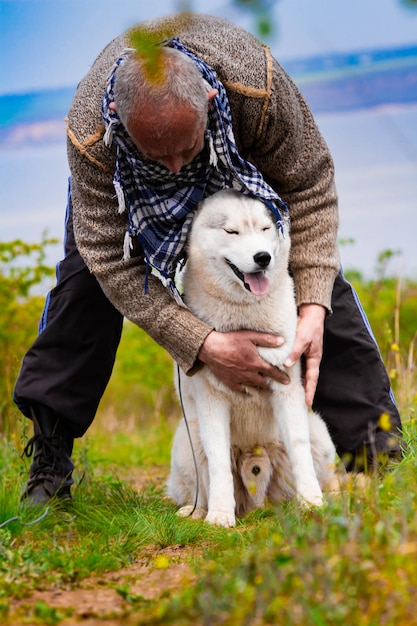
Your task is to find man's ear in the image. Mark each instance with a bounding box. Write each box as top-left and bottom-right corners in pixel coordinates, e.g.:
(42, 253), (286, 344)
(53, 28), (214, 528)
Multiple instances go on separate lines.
(109, 102), (117, 112)
(207, 88), (218, 109)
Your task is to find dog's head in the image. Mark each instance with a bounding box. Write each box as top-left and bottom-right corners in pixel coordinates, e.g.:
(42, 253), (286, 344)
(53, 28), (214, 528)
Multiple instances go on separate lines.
(187, 189), (290, 298)
(234, 445), (274, 511)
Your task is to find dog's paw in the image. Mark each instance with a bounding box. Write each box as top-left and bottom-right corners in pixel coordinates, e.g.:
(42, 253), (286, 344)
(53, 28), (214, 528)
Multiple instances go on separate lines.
(176, 505), (207, 520)
(297, 490), (324, 508)
(205, 509), (236, 528)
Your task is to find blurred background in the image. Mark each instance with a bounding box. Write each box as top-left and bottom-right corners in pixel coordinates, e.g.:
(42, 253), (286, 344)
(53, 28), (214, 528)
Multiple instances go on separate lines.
(1, 0), (417, 279)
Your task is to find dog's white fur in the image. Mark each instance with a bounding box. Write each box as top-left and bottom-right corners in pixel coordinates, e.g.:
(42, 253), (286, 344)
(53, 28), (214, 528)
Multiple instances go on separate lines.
(167, 189), (338, 527)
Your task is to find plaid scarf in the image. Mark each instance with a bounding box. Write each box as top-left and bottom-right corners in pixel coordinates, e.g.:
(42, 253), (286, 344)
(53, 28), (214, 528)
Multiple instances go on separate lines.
(101, 38), (288, 300)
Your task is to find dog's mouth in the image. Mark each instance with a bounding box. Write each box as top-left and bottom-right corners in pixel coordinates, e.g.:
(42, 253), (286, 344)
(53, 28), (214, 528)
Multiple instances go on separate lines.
(225, 259), (270, 296)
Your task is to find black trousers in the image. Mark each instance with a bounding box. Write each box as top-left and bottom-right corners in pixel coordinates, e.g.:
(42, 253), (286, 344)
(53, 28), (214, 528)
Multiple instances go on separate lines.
(313, 276), (403, 467)
(14, 190), (403, 464)
(14, 188), (123, 438)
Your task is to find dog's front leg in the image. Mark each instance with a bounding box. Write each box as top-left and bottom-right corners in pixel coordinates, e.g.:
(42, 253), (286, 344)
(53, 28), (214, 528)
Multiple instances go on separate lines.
(194, 383), (236, 528)
(272, 381), (324, 507)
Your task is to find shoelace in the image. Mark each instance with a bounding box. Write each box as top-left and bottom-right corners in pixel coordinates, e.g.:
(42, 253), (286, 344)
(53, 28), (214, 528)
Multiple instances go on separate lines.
(21, 434), (67, 482)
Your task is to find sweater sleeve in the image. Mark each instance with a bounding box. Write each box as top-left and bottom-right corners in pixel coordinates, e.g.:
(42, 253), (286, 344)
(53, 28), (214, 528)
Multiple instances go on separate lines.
(66, 135), (213, 373)
(246, 59), (340, 312)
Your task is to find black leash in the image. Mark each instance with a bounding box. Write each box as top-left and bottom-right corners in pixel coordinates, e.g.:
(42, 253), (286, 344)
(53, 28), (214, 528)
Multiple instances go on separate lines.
(1, 371), (199, 528)
(0, 507), (51, 528)
(176, 363), (200, 517)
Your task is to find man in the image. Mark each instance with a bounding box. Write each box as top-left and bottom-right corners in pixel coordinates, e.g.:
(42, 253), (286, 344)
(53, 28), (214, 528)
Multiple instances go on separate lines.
(14, 13), (403, 506)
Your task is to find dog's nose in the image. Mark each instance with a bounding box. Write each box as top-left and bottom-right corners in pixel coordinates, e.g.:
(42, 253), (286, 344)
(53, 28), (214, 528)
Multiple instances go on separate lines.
(253, 251), (271, 268)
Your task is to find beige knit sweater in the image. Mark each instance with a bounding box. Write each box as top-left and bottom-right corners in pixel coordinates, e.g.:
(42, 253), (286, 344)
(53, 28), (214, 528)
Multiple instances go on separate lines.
(66, 13), (340, 373)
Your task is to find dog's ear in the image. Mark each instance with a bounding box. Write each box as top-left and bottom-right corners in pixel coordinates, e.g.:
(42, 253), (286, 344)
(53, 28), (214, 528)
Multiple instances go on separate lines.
(265, 442), (298, 501)
(232, 446), (252, 517)
(230, 445), (241, 473)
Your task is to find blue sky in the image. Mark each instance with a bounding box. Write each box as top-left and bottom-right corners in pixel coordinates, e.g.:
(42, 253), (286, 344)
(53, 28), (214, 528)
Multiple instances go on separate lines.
(1, 0), (417, 278)
(1, 0), (416, 95)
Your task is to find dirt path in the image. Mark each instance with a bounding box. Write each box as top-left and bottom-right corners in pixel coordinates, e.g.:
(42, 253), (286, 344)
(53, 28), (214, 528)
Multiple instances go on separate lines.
(6, 467), (199, 625)
(9, 544), (197, 625)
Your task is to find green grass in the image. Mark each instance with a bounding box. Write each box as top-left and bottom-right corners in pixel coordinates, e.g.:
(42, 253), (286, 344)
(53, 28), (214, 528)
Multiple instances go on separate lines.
(1, 244), (416, 624)
(163, 434), (417, 626)
(1, 416), (416, 625)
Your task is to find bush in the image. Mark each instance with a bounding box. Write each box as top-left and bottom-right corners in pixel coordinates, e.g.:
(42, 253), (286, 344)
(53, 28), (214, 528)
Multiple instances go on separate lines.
(344, 268), (417, 417)
(1, 237), (415, 436)
(0, 236), (58, 433)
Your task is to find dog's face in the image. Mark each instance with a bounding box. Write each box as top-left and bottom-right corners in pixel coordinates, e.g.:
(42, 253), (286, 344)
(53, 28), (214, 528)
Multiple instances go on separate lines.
(236, 446), (274, 509)
(188, 189), (289, 298)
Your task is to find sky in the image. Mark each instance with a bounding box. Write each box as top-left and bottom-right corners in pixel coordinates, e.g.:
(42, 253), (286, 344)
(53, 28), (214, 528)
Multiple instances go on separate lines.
(1, 0), (417, 95)
(1, 0), (417, 278)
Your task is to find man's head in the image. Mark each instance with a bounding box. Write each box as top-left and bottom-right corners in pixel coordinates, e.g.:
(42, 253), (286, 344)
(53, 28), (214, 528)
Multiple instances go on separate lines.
(112, 47), (217, 173)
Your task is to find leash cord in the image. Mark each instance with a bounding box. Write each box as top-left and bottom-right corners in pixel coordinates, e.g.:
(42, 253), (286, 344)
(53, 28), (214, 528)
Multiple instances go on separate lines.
(176, 363), (200, 517)
(1, 373), (199, 528)
(0, 506), (51, 529)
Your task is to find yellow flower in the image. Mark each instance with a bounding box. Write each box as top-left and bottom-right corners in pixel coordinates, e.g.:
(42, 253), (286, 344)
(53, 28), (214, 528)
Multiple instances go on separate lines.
(154, 555), (170, 570)
(378, 413), (392, 432)
(253, 446), (264, 457)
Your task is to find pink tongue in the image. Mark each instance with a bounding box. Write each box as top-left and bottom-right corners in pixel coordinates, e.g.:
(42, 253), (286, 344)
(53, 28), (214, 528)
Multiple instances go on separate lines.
(243, 271), (270, 296)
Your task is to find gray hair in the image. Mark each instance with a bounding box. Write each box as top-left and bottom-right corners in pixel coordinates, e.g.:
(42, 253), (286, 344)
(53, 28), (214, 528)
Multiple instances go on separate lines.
(114, 46), (210, 132)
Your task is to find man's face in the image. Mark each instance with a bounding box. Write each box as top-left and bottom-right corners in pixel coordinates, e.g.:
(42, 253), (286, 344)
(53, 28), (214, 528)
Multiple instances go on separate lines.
(129, 105), (206, 174)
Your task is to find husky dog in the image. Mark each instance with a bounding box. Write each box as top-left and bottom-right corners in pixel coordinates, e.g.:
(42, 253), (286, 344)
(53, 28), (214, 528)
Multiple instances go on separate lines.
(167, 189), (338, 527)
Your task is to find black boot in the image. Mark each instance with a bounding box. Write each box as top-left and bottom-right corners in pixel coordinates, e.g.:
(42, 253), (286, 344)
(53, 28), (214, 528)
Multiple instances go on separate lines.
(21, 404), (74, 506)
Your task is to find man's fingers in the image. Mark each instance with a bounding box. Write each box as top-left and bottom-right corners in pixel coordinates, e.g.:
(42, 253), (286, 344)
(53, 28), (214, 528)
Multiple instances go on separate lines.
(305, 377), (318, 407)
(264, 365), (290, 386)
(251, 332), (285, 348)
(283, 333), (305, 369)
(303, 355), (321, 406)
(199, 330), (289, 391)
(304, 370), (318, 407)
(284, 351), (298, 368)
(209, 361), (289, 392)
(252, 366), (290, 387)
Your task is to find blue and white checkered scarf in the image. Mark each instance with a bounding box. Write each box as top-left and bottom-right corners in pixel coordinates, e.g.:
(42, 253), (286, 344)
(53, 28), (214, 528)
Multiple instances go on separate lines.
(101, 38), (288, 300)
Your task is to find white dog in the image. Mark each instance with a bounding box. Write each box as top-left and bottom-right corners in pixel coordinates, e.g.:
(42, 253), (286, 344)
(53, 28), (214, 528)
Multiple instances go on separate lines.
(167, 189), (338, 527)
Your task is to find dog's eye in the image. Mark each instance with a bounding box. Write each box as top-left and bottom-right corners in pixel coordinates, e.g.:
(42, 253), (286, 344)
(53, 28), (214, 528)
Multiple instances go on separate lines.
(224, 229), (239, 235)
(262, 226), (271, 232)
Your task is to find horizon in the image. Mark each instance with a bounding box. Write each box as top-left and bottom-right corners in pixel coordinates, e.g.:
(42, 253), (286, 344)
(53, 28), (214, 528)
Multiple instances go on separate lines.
(2, 41), (416, 147)
(1, 2), (416, 280)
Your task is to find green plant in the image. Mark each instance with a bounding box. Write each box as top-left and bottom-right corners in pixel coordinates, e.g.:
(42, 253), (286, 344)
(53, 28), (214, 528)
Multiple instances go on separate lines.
(153, 433), (417, 625)
(344, 270), (417, 417)
(0, 235), (59, 433)
(1, 237), (416, 624)
(97, 320), (178, 434)
(1, 411), (417, 625)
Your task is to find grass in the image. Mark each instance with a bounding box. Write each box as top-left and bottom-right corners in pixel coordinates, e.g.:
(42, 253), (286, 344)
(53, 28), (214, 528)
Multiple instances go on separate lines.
(0, 260), (416, 624)
(185, 438), (417, 626)
(1, 412), (416, 625)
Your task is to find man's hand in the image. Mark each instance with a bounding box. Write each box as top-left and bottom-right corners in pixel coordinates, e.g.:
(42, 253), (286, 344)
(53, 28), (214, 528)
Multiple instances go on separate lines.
(284, 304), (326, 407)
(198, 330), (290, 392)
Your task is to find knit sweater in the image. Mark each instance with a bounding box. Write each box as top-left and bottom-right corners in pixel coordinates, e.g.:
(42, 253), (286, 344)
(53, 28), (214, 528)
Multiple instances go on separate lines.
(66, 13), (340, 373)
